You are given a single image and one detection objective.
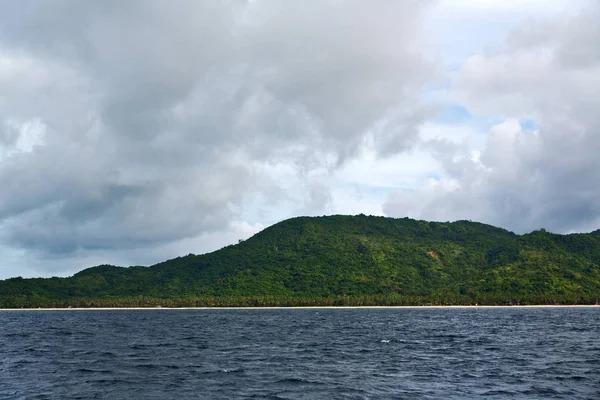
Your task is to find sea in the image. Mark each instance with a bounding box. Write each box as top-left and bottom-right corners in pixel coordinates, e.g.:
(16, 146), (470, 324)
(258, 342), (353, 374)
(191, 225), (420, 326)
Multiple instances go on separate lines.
(0, 307), (599, 399)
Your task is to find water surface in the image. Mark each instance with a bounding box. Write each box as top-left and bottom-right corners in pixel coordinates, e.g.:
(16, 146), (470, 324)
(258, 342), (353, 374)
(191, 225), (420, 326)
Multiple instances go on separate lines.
(1, 308), (599, 399)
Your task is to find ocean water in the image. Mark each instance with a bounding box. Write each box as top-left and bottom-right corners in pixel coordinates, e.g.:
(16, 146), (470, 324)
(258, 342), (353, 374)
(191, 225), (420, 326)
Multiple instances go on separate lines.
(0, 308), (599, 399)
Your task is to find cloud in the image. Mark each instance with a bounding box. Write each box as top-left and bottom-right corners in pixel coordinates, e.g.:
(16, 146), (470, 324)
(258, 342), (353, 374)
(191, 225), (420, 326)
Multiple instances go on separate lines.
(423, 0), (576, 68)
(4, 0), (597, 280)
(0, 1), (437, 277)
(385, 3), (600, 233)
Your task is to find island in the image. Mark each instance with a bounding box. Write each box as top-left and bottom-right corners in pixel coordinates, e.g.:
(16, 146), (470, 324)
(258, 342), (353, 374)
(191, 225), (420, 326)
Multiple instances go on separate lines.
(1, 215), (599, 308)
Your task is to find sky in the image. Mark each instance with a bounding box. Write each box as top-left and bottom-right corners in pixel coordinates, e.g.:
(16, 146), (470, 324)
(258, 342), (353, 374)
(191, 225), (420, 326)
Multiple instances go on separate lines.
(0, 0), (599, 279)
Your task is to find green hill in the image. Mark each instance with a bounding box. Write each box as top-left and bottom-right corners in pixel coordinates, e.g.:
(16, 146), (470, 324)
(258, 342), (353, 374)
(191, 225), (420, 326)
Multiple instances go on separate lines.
(1, 215), (600, 307)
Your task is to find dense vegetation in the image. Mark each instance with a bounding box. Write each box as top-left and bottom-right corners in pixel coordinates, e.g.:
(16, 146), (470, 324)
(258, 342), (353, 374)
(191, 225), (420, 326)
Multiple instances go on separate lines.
(1, 215), (600, 307)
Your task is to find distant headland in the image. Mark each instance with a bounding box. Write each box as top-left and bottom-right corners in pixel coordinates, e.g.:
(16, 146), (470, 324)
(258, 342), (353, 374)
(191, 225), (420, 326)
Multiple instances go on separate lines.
(1, 215), (599, 308)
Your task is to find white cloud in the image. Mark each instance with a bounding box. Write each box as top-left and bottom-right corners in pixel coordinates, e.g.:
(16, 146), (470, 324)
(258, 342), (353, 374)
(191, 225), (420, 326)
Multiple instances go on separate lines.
(386, 1), (600, 233)
(0, 1), (439, 278)
(424, 0), (577, 68)
(0, 1), (599, 279)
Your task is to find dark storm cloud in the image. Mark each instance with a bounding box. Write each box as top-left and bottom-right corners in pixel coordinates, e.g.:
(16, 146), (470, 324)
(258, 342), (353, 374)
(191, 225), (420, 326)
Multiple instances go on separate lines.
(0, 0), (435, 273)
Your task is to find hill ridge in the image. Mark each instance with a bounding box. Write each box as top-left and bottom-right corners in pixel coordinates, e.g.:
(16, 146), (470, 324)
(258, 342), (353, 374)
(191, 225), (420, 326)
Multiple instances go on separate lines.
(1, 215), (599, 307)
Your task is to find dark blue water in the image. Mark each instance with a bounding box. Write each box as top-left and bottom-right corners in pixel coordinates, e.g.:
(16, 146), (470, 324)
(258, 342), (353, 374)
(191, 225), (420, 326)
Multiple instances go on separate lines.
(1, 308), (599, 399)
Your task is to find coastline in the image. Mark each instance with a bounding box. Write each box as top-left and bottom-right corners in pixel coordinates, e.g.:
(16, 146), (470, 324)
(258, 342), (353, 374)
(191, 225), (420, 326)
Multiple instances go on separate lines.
(1, 305), (599, 311)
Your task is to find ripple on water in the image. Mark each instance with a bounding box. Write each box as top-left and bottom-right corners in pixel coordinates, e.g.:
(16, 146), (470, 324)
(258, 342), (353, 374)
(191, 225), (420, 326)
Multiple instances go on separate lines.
(0, 308), (599, 399)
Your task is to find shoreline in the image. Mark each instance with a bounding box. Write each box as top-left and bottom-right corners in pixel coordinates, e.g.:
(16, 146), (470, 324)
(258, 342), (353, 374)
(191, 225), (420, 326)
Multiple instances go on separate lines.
(1, 305), (598, 311)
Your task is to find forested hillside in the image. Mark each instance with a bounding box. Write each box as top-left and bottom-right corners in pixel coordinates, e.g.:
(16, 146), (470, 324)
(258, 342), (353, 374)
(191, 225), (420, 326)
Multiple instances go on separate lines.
(1, 215), (599, 307)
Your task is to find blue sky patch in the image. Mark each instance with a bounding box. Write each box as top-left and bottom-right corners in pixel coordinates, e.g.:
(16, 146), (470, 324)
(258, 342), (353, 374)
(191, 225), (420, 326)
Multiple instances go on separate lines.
(433, 104), (472, 124)
(519, 119), (538, 133)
